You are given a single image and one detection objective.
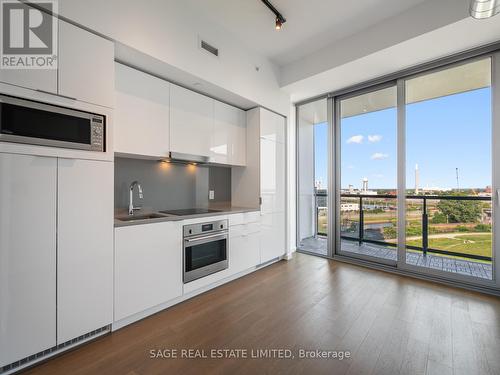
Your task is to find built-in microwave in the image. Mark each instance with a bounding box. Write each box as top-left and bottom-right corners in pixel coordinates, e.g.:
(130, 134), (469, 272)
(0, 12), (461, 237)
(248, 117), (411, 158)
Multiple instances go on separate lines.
(0, 94), (105, 152)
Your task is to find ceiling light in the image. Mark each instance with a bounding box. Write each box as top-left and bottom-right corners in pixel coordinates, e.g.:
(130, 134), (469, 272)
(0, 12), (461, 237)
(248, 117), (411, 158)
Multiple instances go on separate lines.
(275, 17), (283, 30)
(470, 0), (500, 19)
(261, 0), (286, 30)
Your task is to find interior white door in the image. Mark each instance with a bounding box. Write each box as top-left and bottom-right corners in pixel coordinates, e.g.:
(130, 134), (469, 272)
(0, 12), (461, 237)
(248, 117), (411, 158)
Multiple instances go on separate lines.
(58, 20), (114, 107)
(170, 84), (213, 157)
(57, 159), (113, 343)
(114, 63), (170, 157)
(0, 154), (57, 367)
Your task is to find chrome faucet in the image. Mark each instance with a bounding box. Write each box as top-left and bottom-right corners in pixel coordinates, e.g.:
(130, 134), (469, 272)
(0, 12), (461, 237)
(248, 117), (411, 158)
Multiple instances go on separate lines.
(128, 181), (143, 215)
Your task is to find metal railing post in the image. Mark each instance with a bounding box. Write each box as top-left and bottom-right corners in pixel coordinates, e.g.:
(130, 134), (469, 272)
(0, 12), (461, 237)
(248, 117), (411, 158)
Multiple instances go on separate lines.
(422, 197), (428, 255)
(359, 196), (364, 245)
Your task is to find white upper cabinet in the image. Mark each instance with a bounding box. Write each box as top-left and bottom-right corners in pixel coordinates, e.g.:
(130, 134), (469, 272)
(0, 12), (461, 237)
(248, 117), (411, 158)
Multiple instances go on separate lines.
(170, 84), (213, 157)
(260, 108), (286, 144)
(57, 159), (113, 343)
(0, 10), (114, 108)
(58, 20), (114, 107)
(0, 68), (57, 94)
(0, 2), (57, 93)
(114, 63), (170, 157)
(212, 100), (246, 166)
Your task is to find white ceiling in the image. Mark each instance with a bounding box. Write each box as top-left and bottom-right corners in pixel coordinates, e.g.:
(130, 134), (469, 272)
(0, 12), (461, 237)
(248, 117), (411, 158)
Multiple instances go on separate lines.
(183, 0), (429, 67)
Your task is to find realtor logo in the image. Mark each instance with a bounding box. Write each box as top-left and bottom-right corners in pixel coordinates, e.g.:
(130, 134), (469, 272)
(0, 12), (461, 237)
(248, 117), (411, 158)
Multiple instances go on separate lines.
(1, 0), (57, 69)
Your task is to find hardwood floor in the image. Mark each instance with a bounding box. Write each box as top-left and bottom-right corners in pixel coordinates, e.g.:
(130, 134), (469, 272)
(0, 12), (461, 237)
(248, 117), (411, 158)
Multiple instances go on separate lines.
(24, 253), (500, 375)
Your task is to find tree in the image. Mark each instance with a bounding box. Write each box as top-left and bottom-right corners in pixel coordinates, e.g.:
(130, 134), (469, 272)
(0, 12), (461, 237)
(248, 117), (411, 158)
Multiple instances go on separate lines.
(431, 212), (447, 224)
(436, 200), (482, 223)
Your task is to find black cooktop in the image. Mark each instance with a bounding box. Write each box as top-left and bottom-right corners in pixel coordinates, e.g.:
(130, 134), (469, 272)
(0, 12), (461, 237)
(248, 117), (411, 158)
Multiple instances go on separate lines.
(160, 208), (221, 216)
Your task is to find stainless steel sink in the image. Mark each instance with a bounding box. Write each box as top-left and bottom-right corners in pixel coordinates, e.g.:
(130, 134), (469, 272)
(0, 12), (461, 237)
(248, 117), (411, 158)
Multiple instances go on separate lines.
(116, 213), (167, 222)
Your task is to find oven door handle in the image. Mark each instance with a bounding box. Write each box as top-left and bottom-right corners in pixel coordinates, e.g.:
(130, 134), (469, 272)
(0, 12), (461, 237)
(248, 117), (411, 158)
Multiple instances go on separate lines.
(185, 233), (227, 243)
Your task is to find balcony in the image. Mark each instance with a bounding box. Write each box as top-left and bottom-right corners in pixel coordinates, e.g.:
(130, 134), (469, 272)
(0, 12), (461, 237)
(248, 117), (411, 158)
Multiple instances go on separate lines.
(300, 193), (493, 280)
(341, 193), (492, 279)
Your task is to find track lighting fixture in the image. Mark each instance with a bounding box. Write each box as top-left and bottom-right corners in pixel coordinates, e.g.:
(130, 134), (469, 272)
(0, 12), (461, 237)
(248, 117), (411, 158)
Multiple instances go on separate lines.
(261, 0), (286, 30)
(470, 0), (500, 19)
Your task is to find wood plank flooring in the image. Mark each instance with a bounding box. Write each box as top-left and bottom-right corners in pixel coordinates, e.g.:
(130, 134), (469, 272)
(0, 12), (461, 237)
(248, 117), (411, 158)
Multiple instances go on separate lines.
(23, 253), (500, 375)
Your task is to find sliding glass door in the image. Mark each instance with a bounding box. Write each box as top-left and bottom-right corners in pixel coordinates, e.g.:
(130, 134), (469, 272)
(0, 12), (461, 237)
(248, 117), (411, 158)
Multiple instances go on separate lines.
(336, 85), (398, 265)
(402, 57), (493, 281)
(331, 54), (498, 286)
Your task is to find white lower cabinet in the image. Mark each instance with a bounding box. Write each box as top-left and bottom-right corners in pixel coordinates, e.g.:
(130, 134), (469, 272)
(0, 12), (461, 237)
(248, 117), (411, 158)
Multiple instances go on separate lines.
(114, 221), (183, 321)
(0, 154), (57, 367)
(260, 212), (285, 263)
(57, 159), (114, 343)
(230, 232), (260, 274)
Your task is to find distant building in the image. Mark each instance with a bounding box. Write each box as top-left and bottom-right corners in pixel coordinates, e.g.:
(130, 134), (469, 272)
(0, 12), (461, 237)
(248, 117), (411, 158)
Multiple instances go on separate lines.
(341, 202), (359, 211)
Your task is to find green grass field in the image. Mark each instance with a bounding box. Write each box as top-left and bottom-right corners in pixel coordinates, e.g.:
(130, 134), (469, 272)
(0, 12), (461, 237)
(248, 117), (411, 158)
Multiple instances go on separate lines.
(407, 234), (492, 258)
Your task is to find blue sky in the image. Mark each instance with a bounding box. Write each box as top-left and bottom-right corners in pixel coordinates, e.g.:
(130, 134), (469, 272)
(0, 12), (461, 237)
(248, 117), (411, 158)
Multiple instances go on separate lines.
(314, 87), (492, 190)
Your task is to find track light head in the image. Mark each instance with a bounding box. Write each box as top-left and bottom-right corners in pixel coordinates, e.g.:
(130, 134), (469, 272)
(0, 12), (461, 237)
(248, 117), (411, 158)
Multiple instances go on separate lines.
(261, 0), (286, 30)
(275, 17), (283, 30)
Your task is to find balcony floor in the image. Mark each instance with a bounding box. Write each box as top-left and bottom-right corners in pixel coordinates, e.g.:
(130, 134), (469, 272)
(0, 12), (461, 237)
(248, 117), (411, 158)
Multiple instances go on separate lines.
(298, 236), (493, 280)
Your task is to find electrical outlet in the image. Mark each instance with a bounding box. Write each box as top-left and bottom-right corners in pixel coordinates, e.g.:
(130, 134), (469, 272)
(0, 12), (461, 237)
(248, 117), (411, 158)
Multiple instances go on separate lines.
(209, 190), (215, 200)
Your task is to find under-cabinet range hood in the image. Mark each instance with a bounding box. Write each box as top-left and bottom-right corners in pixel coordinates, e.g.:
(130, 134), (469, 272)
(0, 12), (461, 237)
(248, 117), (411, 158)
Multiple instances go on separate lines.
(167, 151), (210, 165)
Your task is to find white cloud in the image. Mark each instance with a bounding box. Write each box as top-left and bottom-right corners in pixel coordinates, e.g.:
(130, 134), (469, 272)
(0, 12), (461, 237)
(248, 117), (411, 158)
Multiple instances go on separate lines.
(372, 173), (384, 178)
(371, 153), (388, 160)
(368, 135), (382, 143)
(347, 165), (355, 169)
(347, 135), (363, 144)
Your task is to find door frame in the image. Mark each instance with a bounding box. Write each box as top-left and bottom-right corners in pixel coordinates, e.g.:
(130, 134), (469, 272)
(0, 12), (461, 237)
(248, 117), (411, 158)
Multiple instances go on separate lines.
(329, 52), (500, 289)
(333, 81), (398, 267)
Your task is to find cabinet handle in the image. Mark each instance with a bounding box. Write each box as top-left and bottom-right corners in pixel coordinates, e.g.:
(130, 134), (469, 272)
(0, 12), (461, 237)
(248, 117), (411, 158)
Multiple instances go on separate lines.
(36, 89), (77, 101)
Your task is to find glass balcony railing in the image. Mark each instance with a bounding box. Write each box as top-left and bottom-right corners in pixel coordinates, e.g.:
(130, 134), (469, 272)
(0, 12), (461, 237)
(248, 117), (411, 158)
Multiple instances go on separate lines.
(334, 193), (493, 262)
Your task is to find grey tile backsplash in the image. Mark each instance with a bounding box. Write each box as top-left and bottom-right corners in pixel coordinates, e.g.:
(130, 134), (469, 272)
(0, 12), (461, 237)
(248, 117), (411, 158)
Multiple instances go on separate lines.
(114, 158), (231, 210)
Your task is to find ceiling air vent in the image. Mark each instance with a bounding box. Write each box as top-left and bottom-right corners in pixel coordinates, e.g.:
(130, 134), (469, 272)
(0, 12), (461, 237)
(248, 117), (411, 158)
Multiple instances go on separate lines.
(200, 39), (219, 57)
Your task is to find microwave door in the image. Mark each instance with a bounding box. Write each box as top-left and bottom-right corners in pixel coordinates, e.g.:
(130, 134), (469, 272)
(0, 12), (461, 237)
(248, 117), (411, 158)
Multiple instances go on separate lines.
(0, 94), (104, 151)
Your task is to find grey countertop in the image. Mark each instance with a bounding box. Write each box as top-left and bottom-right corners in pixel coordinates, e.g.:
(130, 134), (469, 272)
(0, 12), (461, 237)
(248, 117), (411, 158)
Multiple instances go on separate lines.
(114, 206), (260, 228)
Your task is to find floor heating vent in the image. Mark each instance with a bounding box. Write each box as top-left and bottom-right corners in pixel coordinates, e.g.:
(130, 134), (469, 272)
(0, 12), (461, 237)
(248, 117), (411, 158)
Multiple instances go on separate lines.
(1, 325), (110, 374)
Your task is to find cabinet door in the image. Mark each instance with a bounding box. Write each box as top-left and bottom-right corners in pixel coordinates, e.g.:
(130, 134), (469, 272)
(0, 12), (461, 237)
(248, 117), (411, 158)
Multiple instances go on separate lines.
(0, 68), (57, 94)
(115, 63), (170, 157)
(212, 101), (246, 165)
(260, 138), (285, 214)
(0, 3), (57, 93)
(57, 159), (113, 343)
(58, 20), (114, 107)
(170, 84), (213, 157)
(0, 154), (57, 367)
(260, 108), (285, 144)
(114, 221), (182, 321)
(260, 212), (285, 263)
(230, 233), (260, 274)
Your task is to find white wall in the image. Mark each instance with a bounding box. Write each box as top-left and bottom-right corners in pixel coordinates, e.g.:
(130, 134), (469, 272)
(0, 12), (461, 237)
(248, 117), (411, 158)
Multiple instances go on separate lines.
(57, 0), (290, 116)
